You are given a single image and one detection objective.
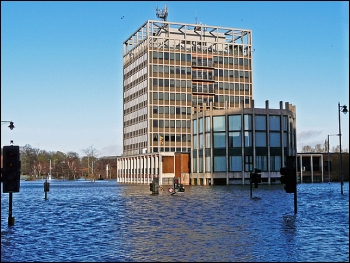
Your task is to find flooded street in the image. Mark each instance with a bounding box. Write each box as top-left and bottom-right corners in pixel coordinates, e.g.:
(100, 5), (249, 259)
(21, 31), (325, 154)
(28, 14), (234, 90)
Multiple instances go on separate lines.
(1, 180), (349, 262)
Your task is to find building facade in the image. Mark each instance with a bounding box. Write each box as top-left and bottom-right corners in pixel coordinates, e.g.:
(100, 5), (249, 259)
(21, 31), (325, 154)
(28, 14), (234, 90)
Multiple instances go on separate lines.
(191, 100), (296, 185)
(297, 152), (349, 183)
(122, 20), (253, 156)
(117, 17), (298, 186)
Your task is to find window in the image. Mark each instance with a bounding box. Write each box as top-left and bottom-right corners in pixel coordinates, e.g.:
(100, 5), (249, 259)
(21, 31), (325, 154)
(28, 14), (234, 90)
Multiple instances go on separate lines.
(213, 132), (226, 148)
(244, 131), (253, 147)
(199, 156), (203, 173)
(205, 133), (211, 148)
(193, 157), (197, 173)
(270, 132), (281, 147)
(269, 115), (280, 131)
(214, 156), (226, 172)
(205, 116), (210, 132)
(229, 156), (242, 172)
(229, 132), (241, 147)
(255, 132), (266, 147)
(229, 115), (241, 130)
(205, 156), (211, 172)
(256, 155), (267, 171)
(213, 116), (225, 131)
(270, 156), (281, 172)
(244, 155), (253, 172)
(244, 114), (252, 130)
(255, 115), (266, 130)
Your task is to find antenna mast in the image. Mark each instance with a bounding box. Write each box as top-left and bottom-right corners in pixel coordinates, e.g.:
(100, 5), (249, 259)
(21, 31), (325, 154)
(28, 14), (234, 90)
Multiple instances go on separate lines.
(156, 5), (168, 21)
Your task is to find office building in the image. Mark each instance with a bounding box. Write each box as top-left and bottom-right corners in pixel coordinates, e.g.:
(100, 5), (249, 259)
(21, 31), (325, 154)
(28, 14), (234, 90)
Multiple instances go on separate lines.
(117, 9), (297, 185)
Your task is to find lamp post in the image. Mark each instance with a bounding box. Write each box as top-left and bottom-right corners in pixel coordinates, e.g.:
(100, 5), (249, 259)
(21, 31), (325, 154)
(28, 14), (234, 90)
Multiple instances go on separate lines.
(49, 159), (52, 180)
(338, 102), (348, 195)
(327, 134), (339, 183)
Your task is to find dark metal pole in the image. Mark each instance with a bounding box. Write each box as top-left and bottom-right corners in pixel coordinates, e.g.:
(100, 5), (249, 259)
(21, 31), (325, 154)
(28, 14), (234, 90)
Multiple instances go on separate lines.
(250, 172), (252, 198)
(294, 175), (297, 214)
(8, 192), (15, 226)
(338, 102), (343, 194)
(328, 135), (330, 183)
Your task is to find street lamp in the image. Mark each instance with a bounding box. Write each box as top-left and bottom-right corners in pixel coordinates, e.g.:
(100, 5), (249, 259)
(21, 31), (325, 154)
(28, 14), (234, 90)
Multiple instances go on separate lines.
(338, 102), (348, 195)
(327, 134), (339, 183)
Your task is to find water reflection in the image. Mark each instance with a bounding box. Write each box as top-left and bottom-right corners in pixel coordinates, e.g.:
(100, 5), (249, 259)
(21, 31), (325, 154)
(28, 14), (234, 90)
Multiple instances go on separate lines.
(1, 181), (349, 262)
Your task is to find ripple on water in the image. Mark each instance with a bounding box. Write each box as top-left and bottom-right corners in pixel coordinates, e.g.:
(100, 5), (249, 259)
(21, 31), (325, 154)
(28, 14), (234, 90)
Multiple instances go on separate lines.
(1, 181), (349, 262)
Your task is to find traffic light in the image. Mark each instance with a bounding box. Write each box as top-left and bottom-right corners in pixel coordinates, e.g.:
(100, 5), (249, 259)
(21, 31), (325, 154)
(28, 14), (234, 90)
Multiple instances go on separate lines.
(250, 169), (261, 188)
(3, 145), (21, 193)
(280, 167), (296, 193)
(160, 136), (164, 145)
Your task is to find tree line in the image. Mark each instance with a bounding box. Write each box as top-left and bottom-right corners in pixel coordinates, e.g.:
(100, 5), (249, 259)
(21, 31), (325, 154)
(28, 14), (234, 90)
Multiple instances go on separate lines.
(6, 144), (118, 180)
(300, 142), (349, 153)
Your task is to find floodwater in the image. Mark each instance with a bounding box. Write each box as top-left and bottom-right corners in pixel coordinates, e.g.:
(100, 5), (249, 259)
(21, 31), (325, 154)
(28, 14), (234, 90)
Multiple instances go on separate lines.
(1, 180), (349, 262)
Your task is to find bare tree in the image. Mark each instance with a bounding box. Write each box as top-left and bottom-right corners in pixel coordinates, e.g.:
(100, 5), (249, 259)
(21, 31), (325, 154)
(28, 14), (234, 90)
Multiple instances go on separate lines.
(301, 145), (314, 153)
(82, 145), (99, 181)
(66, 151), (80, 179)
(314, 144), (324, 153)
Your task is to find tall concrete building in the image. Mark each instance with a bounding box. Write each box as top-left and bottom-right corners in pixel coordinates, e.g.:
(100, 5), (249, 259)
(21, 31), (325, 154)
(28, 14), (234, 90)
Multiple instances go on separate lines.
(122, 10), (253, 156)
(117, 7), (297, 186)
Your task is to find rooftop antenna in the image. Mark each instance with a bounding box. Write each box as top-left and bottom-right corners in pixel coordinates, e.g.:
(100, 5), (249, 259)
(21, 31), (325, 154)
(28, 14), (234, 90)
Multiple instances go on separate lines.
(156, 5), (168, 21)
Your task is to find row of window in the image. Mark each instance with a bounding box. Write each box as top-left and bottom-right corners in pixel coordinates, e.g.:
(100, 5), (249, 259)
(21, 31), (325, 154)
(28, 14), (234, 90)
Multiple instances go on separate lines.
(153, 106), (191, 115)
(153, 134), (191, 142)
(151, 52), (251, 66)
(193, 131), (287, 148)
(152, 120), (191, 129)
(192, 155), (281, 172)
(151, 65), (251, 79)
(194, 115), (288, 133)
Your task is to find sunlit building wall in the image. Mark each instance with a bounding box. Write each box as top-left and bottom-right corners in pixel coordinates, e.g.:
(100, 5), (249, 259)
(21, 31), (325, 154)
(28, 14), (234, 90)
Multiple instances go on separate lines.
(122, 20), (253, 156)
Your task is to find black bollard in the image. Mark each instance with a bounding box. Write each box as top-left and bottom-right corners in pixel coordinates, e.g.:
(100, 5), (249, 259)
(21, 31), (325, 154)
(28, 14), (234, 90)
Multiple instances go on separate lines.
(44, 179), (50, 200)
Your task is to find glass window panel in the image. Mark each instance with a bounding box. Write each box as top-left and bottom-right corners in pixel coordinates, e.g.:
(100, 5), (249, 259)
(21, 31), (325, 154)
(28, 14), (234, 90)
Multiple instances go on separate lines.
(213, 116), (225, 131)
(205, 117), (210, 132)
(229, 132), (242, 147)
(270, 132), (281, 147)
(214, 156), (226, 172)
(269, 115), (281, 131)
(283, 132), (288, 147)
(193, 119), (197, 134)
(283, 116), (288, 131)
(244, 131), (253, 147)
(213, 132), (226, 148)
(199, 156), (203, 173)
(270, 156), (281, 172)
(255, 132), (266, 147)
(193, 157), (197, 173)
(255, 155), (267, 171)
(199, 118), (203, 133)
(229, 115), (241, 130)
(193, 135), (197, 149)
(229, 156), (242, 172)
(244, 114), (252, 130)
(255, 115), (266, 130)
(205, 156), (211, 172)
(205, 133), (211, 148)
(199, 134), (203, 148)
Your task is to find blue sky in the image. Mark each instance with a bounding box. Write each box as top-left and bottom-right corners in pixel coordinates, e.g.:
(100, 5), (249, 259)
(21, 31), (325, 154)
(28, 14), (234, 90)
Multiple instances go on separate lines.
(1, 1), (349, 157)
